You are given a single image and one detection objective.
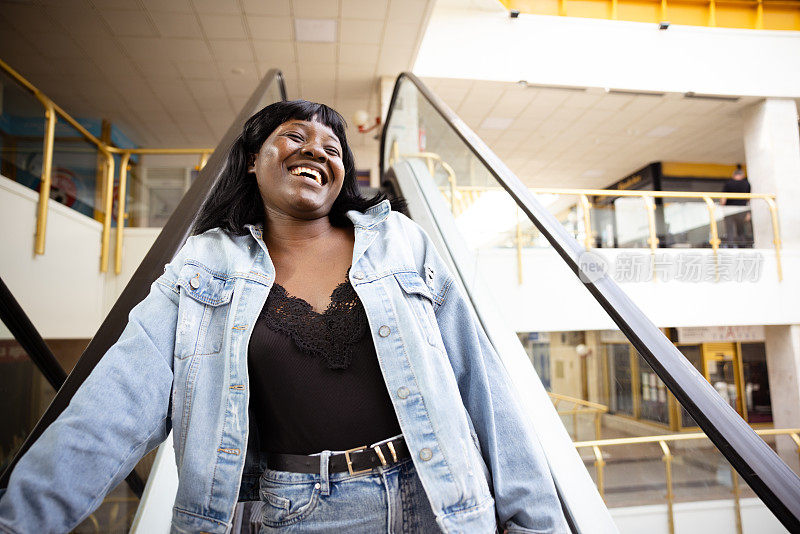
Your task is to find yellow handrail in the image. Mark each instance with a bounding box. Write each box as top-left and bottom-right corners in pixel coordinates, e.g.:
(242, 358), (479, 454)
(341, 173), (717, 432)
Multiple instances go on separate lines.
(548, 392), (608, 440)
(0, 58), (212, 273)
(573, 428), (800, 532)
(442, 183), (782, 282)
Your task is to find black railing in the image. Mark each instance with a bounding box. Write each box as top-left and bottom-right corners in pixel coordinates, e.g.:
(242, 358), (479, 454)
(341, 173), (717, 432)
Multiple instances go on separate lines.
(380, 72), (800, 531)
(0, 69), (287, 489)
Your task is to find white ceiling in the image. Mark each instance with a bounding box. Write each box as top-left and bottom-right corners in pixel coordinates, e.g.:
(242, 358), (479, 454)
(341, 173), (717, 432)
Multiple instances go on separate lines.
(423, 77), (761, 189)
(0, 0), (434, 150)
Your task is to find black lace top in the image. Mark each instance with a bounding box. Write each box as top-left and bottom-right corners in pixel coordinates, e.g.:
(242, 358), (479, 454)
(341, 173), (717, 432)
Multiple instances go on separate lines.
(247, 275), (402, 454)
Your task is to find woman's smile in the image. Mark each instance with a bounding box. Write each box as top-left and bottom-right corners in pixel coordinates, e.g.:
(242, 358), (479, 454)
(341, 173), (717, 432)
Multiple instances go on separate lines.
(250, 118), (345, 220)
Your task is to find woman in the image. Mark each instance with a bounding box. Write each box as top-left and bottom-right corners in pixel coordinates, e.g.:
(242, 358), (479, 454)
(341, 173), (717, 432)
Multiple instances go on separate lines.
(0, 101), (567, 534)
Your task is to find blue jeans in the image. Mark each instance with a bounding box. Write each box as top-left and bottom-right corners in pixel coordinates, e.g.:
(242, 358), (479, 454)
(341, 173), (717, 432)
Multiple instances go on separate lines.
(245, 453), (440, 534)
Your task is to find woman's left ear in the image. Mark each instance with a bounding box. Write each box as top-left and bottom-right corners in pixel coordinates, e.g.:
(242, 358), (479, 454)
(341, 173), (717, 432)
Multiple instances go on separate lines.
(247, 153), (257, 173)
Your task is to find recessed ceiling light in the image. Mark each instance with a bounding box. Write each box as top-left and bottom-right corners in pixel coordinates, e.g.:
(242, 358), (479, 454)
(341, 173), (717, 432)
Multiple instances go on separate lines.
(582, 169), (605, 178)
(480, 117), (513, 130)
(231, 67), (245, 75)
(295, 19), (336, 43)
(646, 125), (678, 137)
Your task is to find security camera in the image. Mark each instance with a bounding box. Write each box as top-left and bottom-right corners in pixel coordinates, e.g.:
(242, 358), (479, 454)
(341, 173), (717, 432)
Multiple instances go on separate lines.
(510, 9), (520, 18)
(659, 21), (670, 30)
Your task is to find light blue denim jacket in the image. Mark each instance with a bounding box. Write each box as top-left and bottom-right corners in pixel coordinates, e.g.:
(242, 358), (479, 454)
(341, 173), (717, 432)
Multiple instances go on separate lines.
(0, 200), (567, 534)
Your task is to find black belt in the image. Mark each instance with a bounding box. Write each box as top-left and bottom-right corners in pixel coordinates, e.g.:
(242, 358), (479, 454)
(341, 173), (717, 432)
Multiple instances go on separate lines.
(266, 436), (410, 475)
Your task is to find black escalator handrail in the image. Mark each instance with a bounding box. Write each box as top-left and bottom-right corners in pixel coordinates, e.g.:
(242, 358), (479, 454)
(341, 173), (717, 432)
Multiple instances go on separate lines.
(0, 69), (287, 489)
(0, 276), (67, 389)
(380, 72), (800, 531)
(0, 276), (146, 497)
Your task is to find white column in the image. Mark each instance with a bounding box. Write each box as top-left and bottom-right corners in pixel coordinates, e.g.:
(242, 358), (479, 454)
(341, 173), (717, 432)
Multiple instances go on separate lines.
(764, 325), (800, 471)
(743, 98), (800, 469)
(741, 98), (800, 249)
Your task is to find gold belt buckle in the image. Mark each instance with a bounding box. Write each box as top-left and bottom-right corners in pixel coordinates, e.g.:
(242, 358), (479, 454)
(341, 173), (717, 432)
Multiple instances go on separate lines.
(344, 445), (371, 476)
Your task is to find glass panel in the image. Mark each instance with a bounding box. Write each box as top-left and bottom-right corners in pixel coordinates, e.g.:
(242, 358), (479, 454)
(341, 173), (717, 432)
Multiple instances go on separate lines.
(383, 77), (787, 524)
(50, 116), (103, 220)
(718, 204), (754, 249)
(741, 342), (772, 424)
(607, 344), (634, 417)
(0, 320), (56, 474)
(0, 69), (48, 194)
(637, 354), (669, 425)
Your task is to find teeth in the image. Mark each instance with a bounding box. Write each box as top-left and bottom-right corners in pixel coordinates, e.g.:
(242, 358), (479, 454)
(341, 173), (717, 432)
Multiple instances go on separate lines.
(289, 166), (323, 185)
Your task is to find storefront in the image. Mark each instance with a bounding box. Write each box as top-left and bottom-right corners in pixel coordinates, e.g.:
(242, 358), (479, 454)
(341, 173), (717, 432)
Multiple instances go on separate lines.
(601, 326), (772, 431)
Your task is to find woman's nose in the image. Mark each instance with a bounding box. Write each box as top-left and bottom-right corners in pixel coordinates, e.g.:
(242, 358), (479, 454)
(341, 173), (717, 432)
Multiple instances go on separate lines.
(301, 144), (326, 162)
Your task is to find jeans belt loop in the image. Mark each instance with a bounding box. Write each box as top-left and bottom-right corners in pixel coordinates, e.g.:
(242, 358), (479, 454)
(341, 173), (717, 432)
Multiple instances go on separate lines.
(319, 450), (331, 495)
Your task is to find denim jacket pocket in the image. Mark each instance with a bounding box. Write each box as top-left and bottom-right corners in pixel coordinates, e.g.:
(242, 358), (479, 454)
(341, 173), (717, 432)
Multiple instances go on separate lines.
(174, 263), (235, 359)
(394, 271), (441, 349)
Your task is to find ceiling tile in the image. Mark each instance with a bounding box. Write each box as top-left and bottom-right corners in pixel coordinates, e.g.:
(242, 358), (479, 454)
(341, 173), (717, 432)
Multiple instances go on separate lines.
(191, 0), (240, 14)
(119, 37), (165, 59)
(298, 62), (336, 80)
(341, 0), (388, 19)
(247, 16), (294, 41)
(296, 43), (336, 64)
(210, 40), (253, 61)
(340, 19), (383, 44)
(2, 4), (61, 34)
(224, 77), (259, 97)
(292, 0), (340, 18)
(337, 62), (375, 78)
(339, 43), (378, 64)
(376, 46), (413, 75)
(133, 58), (182, 79)
(242, 0), (292, 15)
(141, 0), (193, 12)
(150, 12), (203, 38)
(164, 38), (214, 62)
(253, 41), (296, 63)
(387, 0), (428, 24)
(28, 32), (86, 59)
(101, 9), (158, 37)
(335, 76), (374, 99)
(176, 60), (219, 79)
(199, 14), (246, 39)
(382, 22), (419, 46)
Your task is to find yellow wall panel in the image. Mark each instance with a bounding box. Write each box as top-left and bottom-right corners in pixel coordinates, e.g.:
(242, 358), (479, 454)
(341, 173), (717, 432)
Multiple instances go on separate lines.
(618, 1), (662, 23)
(665, 5), (708, 25)
(566, 0), (611, 19)
(716, 5), (757, 28)
(763, 7), (800, 30)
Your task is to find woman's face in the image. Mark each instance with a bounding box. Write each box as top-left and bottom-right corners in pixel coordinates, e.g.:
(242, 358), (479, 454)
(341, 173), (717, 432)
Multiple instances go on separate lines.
(249, 118), (345, 221)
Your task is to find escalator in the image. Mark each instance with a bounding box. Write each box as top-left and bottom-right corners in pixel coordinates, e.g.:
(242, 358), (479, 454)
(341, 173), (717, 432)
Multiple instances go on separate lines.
(1, 67), (799, 533)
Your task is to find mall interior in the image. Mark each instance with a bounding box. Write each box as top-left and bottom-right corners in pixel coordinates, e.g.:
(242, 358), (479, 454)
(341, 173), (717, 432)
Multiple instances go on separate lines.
(1, 0), (799, 532)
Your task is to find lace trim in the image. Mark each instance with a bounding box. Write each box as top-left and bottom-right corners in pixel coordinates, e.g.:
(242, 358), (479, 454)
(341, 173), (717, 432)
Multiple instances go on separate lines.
(261, 273), (367, 369)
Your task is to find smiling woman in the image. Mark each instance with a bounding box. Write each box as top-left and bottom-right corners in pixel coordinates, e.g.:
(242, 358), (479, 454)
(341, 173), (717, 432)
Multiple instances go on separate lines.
(0, 100), (568, 534)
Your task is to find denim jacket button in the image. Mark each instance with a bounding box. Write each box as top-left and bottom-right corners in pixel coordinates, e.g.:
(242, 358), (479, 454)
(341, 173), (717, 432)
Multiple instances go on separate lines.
(353, 271), (365, 280)
(378, 325), (391, 337)
(189, 274), (200, 289)
(397, 386), (410, 399)
(419, 448), (433, 461)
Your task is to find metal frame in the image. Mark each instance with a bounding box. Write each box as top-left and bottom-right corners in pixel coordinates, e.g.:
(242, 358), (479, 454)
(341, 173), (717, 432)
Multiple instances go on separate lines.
(380, 72), (800, 531)
(0, 69), (287, 489)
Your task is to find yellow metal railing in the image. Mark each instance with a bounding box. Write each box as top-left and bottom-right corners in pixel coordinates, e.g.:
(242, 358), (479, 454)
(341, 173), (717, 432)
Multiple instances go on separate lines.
(573, 428), (800, 534)
(549, 392), (609, 441)
(0, 58), (213, 274)
(500, 0), (800, 31)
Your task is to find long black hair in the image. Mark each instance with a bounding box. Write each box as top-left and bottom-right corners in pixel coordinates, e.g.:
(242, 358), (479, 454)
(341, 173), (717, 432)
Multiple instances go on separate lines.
(193, 100), (400, 236)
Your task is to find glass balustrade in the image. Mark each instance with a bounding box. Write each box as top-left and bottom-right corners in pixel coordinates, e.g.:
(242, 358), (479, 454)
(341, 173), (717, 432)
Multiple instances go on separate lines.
(382, 74), (798, 531)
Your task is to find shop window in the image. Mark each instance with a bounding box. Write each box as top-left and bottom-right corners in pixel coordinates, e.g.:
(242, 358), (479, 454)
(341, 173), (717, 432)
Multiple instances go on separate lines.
(741, 342), (772, 424)
(607, 344), (634, 416)
(637, 355), (670, 425)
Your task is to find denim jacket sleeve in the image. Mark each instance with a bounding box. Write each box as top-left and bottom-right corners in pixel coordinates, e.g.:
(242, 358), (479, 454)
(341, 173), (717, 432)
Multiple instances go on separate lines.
(0, 238), (195, 534)
(408, 225), (568, 533)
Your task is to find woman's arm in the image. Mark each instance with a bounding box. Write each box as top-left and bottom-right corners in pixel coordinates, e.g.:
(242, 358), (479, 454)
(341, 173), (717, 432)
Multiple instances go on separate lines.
(0, 240), (194, 533)
(434, 276), (569, 533)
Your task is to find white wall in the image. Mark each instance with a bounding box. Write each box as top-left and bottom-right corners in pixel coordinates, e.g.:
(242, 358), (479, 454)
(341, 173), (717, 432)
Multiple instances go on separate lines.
(478, 247), (800, 332)
(610, 498), (788, 534)
(415, 8), (800, 98)
(0, 175), (161, 339)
